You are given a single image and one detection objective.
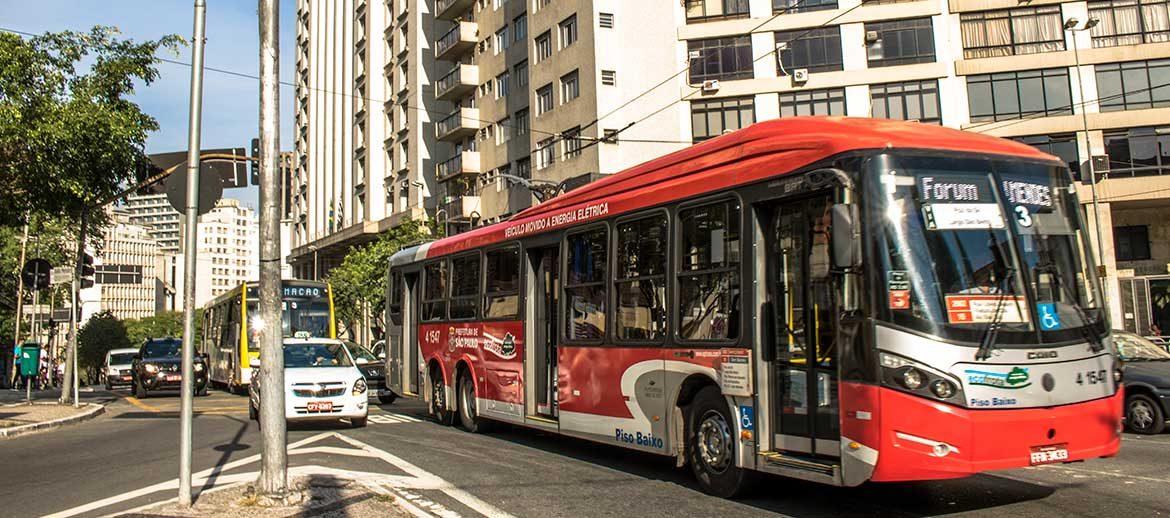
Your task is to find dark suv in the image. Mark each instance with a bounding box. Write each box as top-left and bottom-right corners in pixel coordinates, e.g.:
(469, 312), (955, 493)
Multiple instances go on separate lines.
(131, 338), (209, 398)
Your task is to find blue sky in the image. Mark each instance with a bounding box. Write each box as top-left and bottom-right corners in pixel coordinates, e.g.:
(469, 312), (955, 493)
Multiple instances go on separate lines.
(0, 0), (298, 209)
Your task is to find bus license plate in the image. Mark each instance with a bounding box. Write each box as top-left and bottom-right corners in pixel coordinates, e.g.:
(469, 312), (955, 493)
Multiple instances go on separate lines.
(307, 401), (332, 412)
(1029, 443), (1069, 465)
(165, 375), (181, 382)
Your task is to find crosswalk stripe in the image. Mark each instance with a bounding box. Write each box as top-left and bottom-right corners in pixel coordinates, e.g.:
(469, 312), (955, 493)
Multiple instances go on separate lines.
(369, 413), (422, 424)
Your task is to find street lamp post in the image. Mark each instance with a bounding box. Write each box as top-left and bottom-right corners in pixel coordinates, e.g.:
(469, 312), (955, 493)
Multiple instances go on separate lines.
(1064, 17), (1109, 300)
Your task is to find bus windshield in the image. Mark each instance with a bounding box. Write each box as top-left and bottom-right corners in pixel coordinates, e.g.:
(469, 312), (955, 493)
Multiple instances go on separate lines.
(867, 153), (1105, 346)
(246, 298), (331, 349)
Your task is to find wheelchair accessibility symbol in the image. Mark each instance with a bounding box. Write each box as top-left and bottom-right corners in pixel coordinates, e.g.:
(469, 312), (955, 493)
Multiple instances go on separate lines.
(1037, 303), (1062, 331)
(739, 405), (754, 431)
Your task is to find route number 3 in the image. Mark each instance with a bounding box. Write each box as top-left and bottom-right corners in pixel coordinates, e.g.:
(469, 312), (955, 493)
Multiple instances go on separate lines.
(1014, 206), (1033, 228)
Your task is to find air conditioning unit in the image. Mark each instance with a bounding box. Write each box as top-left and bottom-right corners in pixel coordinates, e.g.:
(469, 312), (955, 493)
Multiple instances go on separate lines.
(688, 50), (702, 61)
(701, 79), (720, 92)
(865, 31), (880, 44)
(792, 68), (809, 84)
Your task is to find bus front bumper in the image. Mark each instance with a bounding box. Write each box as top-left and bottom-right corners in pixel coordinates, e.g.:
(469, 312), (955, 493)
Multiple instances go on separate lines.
(868, 387), (1123, 482)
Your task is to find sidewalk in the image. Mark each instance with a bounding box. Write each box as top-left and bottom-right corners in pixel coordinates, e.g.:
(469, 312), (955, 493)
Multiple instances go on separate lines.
(119, 475), (412, 517)
(0, 387), (106, 438)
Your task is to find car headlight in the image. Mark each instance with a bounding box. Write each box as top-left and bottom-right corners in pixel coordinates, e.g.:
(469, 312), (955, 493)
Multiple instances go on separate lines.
(144, 364), (158, 374)
(194, 363), (204, 372)
(353, 378), (368, 395)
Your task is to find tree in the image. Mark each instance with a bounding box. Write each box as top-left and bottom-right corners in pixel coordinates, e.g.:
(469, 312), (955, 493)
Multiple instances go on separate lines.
(328, 219), (435, 341)
(78, 311), (130, 383)
(0, 27), (182, 227)
(0, 215), (80, 346)
(123, 310), (201, 346)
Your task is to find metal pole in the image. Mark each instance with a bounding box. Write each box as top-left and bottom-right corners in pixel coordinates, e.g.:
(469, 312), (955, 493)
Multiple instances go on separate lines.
(257, 0), (288, 498)
(1070, 24), (1109, 304)
(60, 211), (85, 405)
(12, 219), (28, 389)
(178, 0), (207, 508)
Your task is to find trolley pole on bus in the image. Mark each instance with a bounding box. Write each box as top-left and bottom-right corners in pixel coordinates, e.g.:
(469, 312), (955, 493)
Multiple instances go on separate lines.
(177, 0), (207, 507)
(256, 0), (288, 498)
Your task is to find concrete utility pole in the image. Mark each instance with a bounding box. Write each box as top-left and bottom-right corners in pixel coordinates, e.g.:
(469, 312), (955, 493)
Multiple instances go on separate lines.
(256, 0), (287, 498)
(61, 211), (86, 407)
(178, 0), (207, 507)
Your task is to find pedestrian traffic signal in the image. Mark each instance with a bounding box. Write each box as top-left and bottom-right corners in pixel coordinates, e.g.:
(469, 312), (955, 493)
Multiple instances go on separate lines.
(80, 252), (95, 289)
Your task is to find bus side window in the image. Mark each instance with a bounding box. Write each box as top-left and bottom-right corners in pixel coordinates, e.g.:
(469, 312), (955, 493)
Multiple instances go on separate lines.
(484, 245), (520, 319)
(677, 200), (741, 342)
(423, 260), (448, 322)
(388, 270), (404, 325)
(565, 226), (608, 342)
(450, 253), (481, 320)
(615, 214), (668, 341)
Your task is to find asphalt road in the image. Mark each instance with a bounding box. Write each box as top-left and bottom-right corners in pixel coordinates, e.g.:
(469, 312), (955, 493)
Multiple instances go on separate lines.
(1, 388), (1167, 517)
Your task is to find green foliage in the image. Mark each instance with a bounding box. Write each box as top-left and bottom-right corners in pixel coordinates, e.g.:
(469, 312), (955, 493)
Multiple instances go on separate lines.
(123, 309), (202, 346)
(328, 219), (434, 340)
(0, 26), (182, 226)
(78, 310), (131, 381)
(0, 215), (80, 344)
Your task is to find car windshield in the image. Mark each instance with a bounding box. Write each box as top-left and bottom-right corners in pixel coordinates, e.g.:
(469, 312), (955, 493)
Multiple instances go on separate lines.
(345, 343), (379, 363)
(1115, 333), (1170, 361)
(867, 154), (1105, 346)
(109, 353), (136, 365)
(143, 340), (181, 358)
(283, 342), (353, 368)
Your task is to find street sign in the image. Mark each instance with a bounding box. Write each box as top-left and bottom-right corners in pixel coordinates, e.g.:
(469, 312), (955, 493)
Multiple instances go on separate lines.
(21, 258), (52, 291)
(50, 266), (72, 285)
(21, 304), (49, 315)
(138, 148), (250, 194)
(166, 166), (224, 216)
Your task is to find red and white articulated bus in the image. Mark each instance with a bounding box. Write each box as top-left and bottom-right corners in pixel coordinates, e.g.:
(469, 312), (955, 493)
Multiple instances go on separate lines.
(383, 117), (1122, 497)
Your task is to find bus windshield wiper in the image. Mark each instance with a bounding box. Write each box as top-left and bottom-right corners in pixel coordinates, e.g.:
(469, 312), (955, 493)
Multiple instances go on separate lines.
(975, 267), (1014, 361)
(1035, 262), (1105, 353)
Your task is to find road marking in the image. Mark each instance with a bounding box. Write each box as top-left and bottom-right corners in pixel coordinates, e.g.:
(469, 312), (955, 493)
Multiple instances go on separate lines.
(393, 488), (463, 518)
(1037, 464), (1170, 484)
(370, 413), (422, 424)
(123, 396), (160, 413)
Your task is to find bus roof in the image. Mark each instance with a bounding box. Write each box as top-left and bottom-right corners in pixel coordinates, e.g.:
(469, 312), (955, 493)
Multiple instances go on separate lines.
(395, 117), (1057, 263)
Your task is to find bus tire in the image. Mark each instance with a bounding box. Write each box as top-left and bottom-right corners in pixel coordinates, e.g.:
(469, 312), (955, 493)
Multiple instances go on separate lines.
(429, 368), (455, 426)
(1126, 393), (1166, 435)
(686, 386), (752, 498)
(457, 373), (493, 433)
(378, 393), (397, 405)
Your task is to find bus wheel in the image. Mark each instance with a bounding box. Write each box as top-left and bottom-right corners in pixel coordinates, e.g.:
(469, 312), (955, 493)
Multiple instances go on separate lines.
(1127, 394), (1166, 435)
(687, 386), (751, 498)
(378, 392), (397, 405)
(429, 369), (455, 426)
(457, 373), (492, 433)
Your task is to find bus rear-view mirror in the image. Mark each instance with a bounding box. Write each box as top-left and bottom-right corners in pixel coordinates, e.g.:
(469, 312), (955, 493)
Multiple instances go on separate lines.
(832, 203), (860, 270)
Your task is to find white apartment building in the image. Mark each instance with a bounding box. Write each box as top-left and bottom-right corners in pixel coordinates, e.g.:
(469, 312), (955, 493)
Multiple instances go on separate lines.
(169, 198), (260, 309)
(96, 210), (165, 320)
(123, 193), (182, 253)
(287, 0), (437, 279)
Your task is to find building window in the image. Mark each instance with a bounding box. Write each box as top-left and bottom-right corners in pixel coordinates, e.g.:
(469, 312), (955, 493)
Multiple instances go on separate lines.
(687, 36), (754, 84)
(516, 157), (531, 178)
(536, 31), (552, 61)
(563, 126), (582, 158)
(536, 84), (553, 114)
(496, 71), (511, 99)
(513, 14), (527, 42)
(959, 6), (1064, 59)
(601, 70), (616, 86)
(966, 68), (1072, 122)
(514, 60), (528, 88)
(866, 18), (936, 67)
(495, 26), (510, 54)
(685, 0), (750, 22)
(1103, 126), (1170, 177)
(496, 116), (511, 145)
(1012, 134), (1082, 178)
(870, 80), (941, 124)
(779, 88), (846, 117)
(560, 70), (580, 103)
(1088, 0), (1170, 48)
(1095, 59), (1170, 112)
(615, 214), (668, 341)
(536, 137), (555, 169)
(775, 27), (843, 75)
(1115, 226), (1152, 261)
(599, 12), (615, 28)
(559, 15), (578, 48)
(515, 108), (529, 135)
(691, 97), (754, 142)
(678, 200), (740, 341)
(773, 0), (837, 13)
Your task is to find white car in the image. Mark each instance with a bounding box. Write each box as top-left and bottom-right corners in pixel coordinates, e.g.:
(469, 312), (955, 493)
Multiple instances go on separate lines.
(248, 337), (369, 427)
(104, 348), (139, 390)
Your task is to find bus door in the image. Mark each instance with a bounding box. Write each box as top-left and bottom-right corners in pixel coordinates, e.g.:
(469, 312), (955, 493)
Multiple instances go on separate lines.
(762, 194), (841, 457)
(386, 270), (405, 395)
(526, 244), (560, 419)
(405, 272), (421, 395)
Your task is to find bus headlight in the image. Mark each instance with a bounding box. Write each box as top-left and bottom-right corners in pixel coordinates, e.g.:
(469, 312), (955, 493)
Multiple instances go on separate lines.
(930, 379), (957, 399)
(899, 368), (925, 390)
(353, 378), (368, 395)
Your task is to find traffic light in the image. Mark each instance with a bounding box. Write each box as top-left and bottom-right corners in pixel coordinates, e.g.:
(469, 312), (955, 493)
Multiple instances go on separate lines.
(250, 137), (260, 186)
(79, 252), (95, 289)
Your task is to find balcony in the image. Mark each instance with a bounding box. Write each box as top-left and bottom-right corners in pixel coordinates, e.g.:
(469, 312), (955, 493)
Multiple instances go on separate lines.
(436, 108), (480, 141)
(435, 22), (477, 62)
(443, 195), (481, 221)
(436, 151), (481, 182)
(436, 0), (475, 21)
(435, 64), (479, 101)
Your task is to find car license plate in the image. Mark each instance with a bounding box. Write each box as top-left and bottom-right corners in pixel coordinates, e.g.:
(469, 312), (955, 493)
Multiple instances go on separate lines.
(1029, 443), (1069, 465)
(121, 375), (132, 381)
(165, 374), (181, 382)
(307, 401), (333, 412)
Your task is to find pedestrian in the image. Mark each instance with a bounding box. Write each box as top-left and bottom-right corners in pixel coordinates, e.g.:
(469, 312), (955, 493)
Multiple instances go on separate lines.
(12, 343), (23, 390)
(1150, 324), (1163, 337)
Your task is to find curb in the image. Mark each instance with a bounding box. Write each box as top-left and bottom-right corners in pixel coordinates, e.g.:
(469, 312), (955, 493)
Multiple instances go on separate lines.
(0, 403), (106, 439)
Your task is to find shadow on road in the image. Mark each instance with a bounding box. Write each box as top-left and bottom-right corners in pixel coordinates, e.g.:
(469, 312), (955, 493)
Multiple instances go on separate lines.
(196, 416), (251, 504)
